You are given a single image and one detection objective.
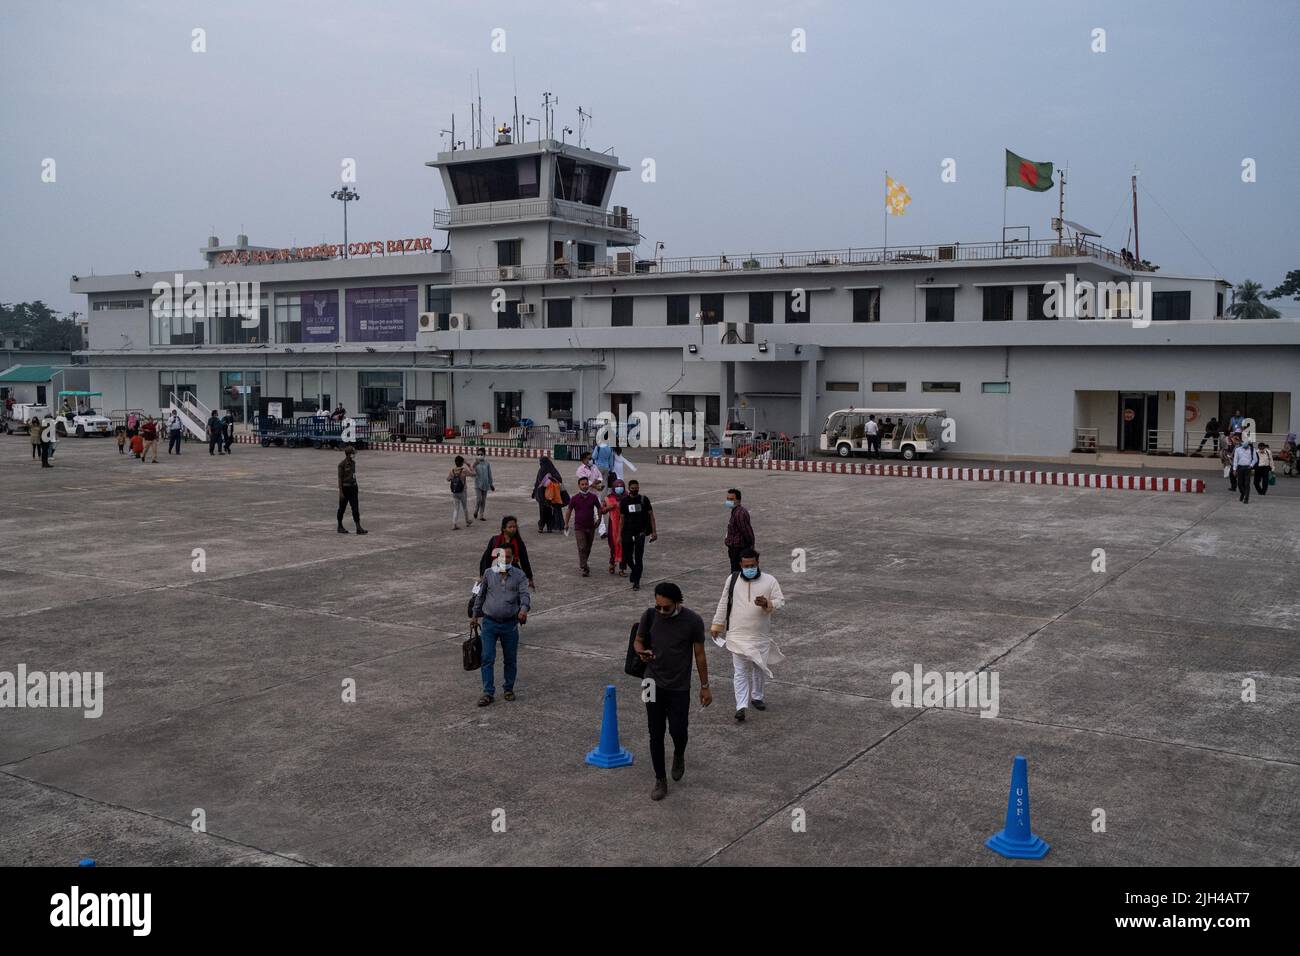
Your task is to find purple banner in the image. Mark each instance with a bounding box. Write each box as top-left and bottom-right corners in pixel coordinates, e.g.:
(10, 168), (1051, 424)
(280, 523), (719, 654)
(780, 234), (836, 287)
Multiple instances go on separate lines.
(346, 286), (417, 342)
(300, 291), (338, 343)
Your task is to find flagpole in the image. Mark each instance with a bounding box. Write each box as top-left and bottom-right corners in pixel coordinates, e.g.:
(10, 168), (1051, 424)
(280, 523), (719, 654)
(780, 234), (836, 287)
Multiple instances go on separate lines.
(1001, 185), (1008, 253)
(883, 170), (889, 255)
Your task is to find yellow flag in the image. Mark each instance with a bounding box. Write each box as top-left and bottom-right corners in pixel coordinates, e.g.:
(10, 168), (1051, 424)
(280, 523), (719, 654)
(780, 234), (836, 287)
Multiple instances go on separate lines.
(886, 176), (911, 216)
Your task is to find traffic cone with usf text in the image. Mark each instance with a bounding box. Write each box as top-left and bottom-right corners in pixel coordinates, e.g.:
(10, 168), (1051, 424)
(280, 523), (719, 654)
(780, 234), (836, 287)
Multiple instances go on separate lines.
(986, 755), (1050, 859)
(585, 684), (634, 768)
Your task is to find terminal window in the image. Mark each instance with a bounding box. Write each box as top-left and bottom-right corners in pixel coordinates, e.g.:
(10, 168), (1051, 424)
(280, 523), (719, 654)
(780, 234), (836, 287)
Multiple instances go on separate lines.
(1027, 286), (1055, 320)
(784, 291), (810, 323)
(610, 297), (633, 327)
(546, 391), (574, 420)
(553, 156), (611, 206)
(852, 289), (880, 323)
(826, 381), (860, 392)
(872, 382), (906, 392)
(982, 287), (1014, 321)
(923, 381), (961, 392)
(449, 157), (541, 204)
(1152, 291), (1191, 322)
(699, 293), (723, 325)
(925, 288), (955, 322)
(748, 293), (774, 324)
(497, 301), (521, 330)
(666, 295), (691, 326)
(548, 299), (573, 328)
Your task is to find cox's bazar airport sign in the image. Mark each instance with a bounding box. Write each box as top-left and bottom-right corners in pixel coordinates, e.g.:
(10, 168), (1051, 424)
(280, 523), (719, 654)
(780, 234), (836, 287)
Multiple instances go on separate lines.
(215, 237), (436, 266)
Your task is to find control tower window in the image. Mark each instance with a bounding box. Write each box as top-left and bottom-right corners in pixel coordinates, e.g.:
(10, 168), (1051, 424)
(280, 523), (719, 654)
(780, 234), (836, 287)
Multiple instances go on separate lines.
(449, 157), (541, 204)
(554, 156), (611, 206)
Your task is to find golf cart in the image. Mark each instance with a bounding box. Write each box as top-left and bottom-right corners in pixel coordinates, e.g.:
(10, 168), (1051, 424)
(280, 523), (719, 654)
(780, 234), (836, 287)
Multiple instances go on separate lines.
(820, 407), (948, 460)
(53, 390), (114, 437)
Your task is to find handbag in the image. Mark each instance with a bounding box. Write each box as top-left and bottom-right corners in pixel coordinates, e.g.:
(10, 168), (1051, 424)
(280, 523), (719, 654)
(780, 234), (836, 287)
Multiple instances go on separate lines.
(1269, 472), (1276, 486)
(624, 620), (648, 678)
(462, 623), (483, 671)
(545, 481), (563, 505)
(597, 517), (608, 539)
(1223, 465), (1231, 478)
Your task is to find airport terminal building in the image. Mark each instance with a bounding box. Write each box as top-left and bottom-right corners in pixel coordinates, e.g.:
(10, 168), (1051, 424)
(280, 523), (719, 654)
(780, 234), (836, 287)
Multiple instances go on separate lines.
(69, 133), (1299, 458)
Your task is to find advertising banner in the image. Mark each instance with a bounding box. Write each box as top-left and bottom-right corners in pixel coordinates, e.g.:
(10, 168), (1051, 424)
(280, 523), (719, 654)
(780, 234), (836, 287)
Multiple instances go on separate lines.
(346, 286), (417, 342)
(300, 291), (339, 343)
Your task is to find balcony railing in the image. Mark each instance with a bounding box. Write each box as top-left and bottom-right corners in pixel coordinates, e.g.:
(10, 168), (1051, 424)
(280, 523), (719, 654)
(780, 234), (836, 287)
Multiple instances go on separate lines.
(448, 238), (1125, 284)
(433, 199), (638, 234)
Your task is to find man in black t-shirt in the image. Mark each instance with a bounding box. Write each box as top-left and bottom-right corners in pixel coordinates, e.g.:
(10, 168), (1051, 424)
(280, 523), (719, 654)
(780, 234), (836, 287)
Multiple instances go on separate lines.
(633, 582), (711, 801)
(618, 479), (657, 591)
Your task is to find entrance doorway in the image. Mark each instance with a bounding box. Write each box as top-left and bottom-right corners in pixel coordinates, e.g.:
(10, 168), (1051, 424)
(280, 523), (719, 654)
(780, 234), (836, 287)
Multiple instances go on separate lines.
(609, 393), (634, 418)
(494, 391), (522, 433)
(1117, 392), (1158, 451)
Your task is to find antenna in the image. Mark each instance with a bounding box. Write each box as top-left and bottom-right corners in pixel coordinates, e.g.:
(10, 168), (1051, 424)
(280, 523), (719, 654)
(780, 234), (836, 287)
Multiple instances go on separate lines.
(577, 106), (591, 149)
(512, 58), (519, 136)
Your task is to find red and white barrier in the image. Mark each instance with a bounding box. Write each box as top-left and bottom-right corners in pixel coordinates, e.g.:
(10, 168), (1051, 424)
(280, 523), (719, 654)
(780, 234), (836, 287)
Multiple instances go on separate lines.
(234, 433), (543, 458)
(655, 455), (1205, 493)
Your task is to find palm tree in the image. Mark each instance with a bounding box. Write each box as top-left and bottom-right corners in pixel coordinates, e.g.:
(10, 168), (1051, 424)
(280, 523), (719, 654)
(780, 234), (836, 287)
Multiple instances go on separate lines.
(1227, 280), (1281, 320)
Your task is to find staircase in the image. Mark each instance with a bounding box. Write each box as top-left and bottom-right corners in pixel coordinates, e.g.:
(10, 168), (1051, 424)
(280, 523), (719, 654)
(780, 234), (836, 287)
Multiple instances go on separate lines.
(168, 391), (212, 441)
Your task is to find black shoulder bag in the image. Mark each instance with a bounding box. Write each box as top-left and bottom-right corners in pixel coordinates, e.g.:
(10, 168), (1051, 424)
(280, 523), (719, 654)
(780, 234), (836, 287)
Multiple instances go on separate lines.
(723, 572), (740, 630)
(624, 618), (649, 678)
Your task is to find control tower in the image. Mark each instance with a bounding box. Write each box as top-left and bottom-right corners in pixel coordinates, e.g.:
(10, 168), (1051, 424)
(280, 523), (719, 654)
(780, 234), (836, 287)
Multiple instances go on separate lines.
(428, 125), (638, 284)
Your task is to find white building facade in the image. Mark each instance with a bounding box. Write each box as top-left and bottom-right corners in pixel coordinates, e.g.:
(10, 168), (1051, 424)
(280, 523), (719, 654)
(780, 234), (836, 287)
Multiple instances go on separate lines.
(70, 136), (1298, 458)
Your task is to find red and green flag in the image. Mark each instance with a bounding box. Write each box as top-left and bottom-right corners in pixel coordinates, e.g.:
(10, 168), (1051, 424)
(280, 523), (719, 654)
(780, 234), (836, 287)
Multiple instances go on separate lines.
(1005, 149), (1053, 192)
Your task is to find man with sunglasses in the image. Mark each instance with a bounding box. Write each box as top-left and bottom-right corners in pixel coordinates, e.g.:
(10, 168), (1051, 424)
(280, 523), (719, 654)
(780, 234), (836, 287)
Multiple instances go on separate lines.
(633, 582), (711, 801)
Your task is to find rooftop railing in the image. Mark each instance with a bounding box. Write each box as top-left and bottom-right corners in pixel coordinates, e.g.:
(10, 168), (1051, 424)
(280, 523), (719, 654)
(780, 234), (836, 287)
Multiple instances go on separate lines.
(448, 238), (1125, 285)
(433, 199), (638, 234)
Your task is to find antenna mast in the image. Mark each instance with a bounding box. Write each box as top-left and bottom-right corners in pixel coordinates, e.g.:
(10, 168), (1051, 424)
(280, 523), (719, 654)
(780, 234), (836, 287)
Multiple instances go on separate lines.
(1131, 168), (1141, 267)
(577, 106), (591, 149)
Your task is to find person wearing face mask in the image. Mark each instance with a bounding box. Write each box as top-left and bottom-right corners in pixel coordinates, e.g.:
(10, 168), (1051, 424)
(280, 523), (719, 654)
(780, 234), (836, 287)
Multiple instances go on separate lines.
(724, 487), (755, 574)
(469, 533), (531, 707)
(618, 479), (657, 591)
(592, 438), (615, 484)
(710, 548), (785, 721)
(603, 479), (627, 575)
(336, 445), (367, 534)
(633, 582), (711, 801)
(472, 449), (495, 522)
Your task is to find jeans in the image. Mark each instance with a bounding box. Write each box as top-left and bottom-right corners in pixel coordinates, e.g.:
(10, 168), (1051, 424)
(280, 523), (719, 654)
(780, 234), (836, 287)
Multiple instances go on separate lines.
(622, 531), (647, 585)
(645, 688), (690, 780)
(338, 485), (360, 525)
(168, 430), (182, 454)
(452, 491), (470, 527)
(479, 617), (519, 696)
(1236, 466), (1253, 502)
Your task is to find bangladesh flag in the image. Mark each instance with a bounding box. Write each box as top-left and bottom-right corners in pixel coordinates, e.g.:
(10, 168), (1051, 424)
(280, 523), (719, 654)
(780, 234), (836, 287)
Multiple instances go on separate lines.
(1006, 150), (1054, 192)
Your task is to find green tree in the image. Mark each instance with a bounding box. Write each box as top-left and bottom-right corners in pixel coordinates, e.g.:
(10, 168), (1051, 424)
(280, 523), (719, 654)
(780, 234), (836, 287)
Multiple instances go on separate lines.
(1226, 280), (1281, 320)
(1265, 269), (1300, 302)
(0, 300), (81, 350)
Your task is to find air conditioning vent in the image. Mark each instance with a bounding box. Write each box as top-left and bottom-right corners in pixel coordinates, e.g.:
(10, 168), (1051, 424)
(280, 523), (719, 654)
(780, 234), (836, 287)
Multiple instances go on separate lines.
(937, 245), (956, 261)
(614, 252), (634, 274)
(447, 313), (470, 332)
(498, 266), (518, 281)
(518, 302), (536, 316)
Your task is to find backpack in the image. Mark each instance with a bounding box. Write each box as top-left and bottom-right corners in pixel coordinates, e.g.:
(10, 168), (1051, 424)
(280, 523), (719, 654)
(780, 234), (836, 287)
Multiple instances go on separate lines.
(624, 620), (648, 678)
(450, 469), (466, 494)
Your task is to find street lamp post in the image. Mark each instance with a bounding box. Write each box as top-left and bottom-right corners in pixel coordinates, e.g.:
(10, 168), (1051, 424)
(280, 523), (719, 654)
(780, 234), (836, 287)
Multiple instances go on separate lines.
(331, 186), (360, 258)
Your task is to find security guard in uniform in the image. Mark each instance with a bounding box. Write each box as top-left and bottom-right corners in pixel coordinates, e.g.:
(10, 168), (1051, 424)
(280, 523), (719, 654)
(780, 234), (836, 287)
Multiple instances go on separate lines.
(337, 444), (368, 534)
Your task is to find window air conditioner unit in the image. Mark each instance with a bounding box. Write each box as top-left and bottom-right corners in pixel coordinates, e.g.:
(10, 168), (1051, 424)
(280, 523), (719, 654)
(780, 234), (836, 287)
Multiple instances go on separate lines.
(447, 313), (470, 332)
(498, 266), (518, 281)
(937, 245), (956, 261)
(518, 302), (537, 316)
(614, 252), (634, 274)
(719, 321), (753, 345)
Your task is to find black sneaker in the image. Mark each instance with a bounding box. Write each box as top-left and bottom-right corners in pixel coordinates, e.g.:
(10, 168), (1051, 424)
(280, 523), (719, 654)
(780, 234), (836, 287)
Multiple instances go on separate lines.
(735, 708), (746, 721)
(651, 778), (668, 801)
(671, 752), (685, 781)
(337, 525), (349, 534)
(355, 527), (368, 535)
(751, 699), (766, 711)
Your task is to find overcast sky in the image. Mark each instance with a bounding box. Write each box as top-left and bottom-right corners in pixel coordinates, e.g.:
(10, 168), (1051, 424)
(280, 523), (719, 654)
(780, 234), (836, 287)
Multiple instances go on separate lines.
(3, 0), (1297, 316)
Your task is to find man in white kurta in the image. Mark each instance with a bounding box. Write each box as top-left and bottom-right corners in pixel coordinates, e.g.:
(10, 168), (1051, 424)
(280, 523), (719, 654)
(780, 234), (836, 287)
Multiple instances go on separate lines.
(710, 551), (785, 720)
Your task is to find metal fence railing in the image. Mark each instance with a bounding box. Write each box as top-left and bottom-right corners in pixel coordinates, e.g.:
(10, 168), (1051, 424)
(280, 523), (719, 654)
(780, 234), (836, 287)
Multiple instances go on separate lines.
(1073, 427), (1099, 452)
(730, 434), (815, 461)
(448, 238), (1124, 285)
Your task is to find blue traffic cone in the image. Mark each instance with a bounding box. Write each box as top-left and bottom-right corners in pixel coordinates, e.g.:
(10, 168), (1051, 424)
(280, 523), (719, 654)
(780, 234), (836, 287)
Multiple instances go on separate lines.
(986, 755), (1050, 859)
(585, 684), (633, 768)
(78, 858), (96, 867)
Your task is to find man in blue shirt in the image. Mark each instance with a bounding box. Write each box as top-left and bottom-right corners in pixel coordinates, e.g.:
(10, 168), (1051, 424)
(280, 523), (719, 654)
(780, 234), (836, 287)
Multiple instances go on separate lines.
(470, 557), (531, 706)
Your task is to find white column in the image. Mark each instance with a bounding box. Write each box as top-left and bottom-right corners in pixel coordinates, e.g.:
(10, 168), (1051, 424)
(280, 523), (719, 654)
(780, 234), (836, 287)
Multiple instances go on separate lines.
(1173, 388), (1186, 455)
